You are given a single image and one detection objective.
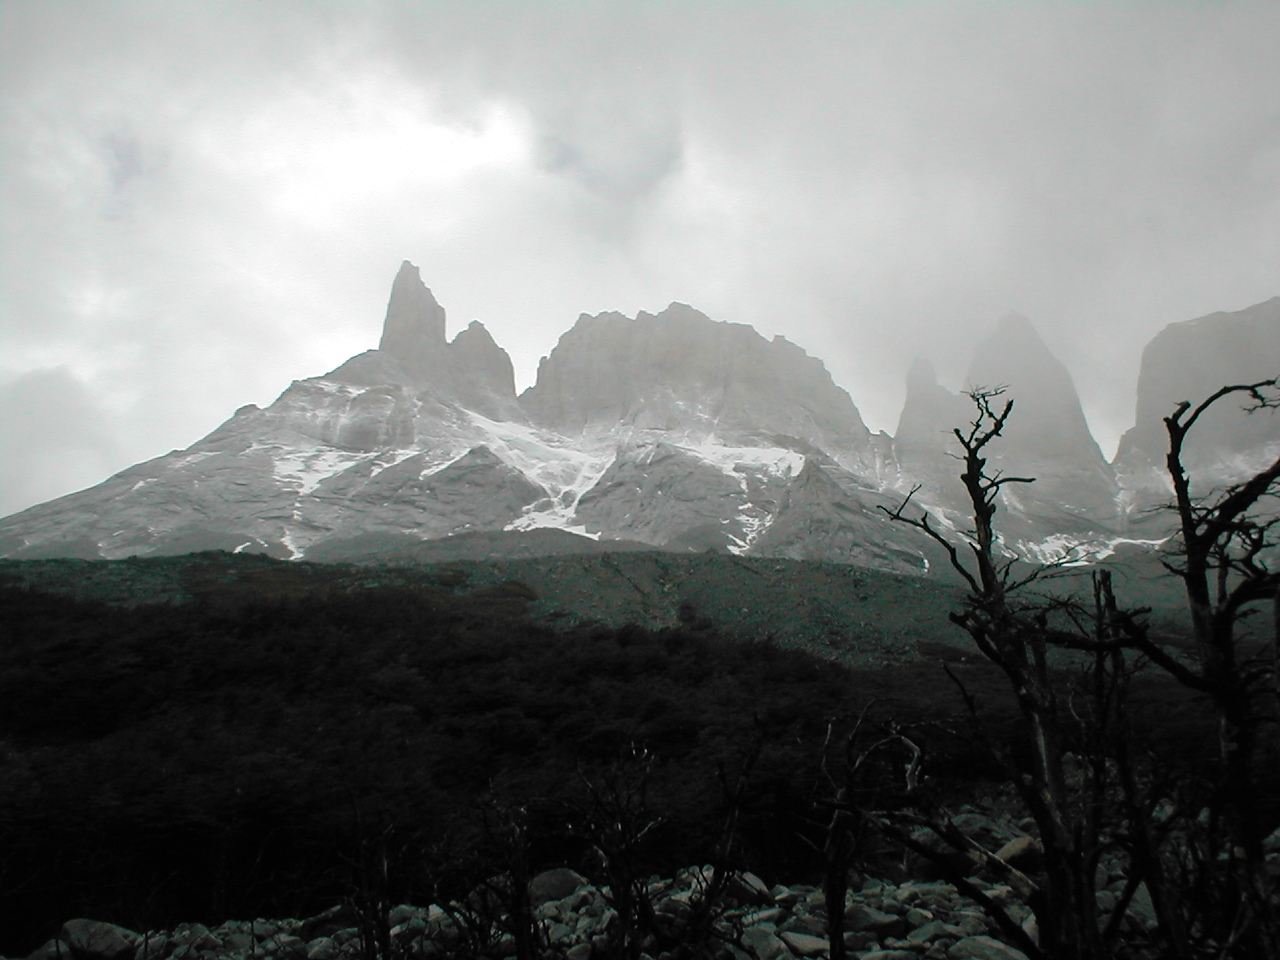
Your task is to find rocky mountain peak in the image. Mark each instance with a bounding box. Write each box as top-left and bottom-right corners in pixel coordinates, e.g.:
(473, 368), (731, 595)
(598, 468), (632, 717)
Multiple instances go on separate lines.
(377, 260), (447, 381)
(888, 315), (1119, 534)
(965, 313), (1118, 523)
(446, 320), (521, 420)
(13, 260), (1275, 570)
(895, 358), (970, 451)
(1115, 296), (1280, 489)
(966, 313), (1105, 465)
(521, 302), (871, 462)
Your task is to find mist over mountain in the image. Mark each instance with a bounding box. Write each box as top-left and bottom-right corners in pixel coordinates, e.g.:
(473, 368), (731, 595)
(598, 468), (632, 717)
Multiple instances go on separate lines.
(892, 314), (1122, 552)
(522, 303), (872, 464)
(1114, 296), (1280, 500)
(1, 262), (1276, 571)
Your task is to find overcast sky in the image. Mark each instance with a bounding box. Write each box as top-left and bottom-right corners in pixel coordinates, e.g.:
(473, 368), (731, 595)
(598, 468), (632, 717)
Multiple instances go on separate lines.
(2, 1), (1279, 517)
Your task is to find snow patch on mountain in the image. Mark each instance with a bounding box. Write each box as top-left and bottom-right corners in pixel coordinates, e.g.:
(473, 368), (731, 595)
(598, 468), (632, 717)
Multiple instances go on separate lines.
(272, 447), (378, 495)
(684, 441), (808, 482)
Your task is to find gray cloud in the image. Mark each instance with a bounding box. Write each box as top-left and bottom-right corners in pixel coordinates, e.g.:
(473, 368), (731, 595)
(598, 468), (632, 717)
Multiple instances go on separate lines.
(2, 1), (1279, 516)
(0, 368), (118, 516)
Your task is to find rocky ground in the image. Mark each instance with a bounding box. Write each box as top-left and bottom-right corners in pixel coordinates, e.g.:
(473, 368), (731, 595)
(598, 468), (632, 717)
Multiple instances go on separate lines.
(18, 871), (1039, 960)
(15, 803), (1174, 960)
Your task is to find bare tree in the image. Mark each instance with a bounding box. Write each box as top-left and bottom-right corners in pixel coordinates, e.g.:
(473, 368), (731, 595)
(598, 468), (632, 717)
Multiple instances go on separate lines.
(877, 379), (1280, 958)
(1156, 378), (1280, 952)
(880, 387), (1134, 959)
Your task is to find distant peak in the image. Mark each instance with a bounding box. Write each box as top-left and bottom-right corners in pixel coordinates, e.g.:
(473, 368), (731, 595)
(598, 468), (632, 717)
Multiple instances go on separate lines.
(378, 260), (447, 379)
(652, 302), (711, 323)
(453, 319), (496, 344)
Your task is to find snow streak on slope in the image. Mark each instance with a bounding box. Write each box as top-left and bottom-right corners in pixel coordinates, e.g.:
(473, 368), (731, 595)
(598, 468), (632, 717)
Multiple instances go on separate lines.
(686, 441), (808, 481)
(459, 412), (612, 537)
(686, 441), (808, 552)
(271, 446), (378, 495)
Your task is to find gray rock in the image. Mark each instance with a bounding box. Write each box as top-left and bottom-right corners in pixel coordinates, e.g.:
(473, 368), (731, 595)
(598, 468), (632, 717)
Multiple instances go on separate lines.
(1115, 295), (1280, 502)
(131, 933), (169, 960)
(374, 260), (448, 384)
(521, 302), (873, 462)
(907, 920), (965, 945)
(221, 933), (254, 954)
(386, 905), (422, 927)
(842, 930), (879, 952)
(993, 836), (1043, 874)
(845, 903), (906, 938)
(1124, 882), (1158, 932)
(59, 920), (140, 960)
(303, 938), (338, 960)
(724, 871), (775, 907)
(739, 928), (791, 960)
(573, 441), (748, 549)
(778, 914), (826, 938)
(741, 908), (784, 927)
(529, 867), (588, 906)
(26, 939), (68, 960)
(946, 935), (1031, 960)
(298, 907), (356, 943)
(778, 931), (828, 957)
(905, 907), (934, 927)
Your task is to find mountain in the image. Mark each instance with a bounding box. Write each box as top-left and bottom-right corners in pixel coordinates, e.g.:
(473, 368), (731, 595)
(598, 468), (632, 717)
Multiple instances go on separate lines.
(0, 264), (925, 567)
(892, 315), (1121, 556)
(1114, 296), (1280, 502)
(2, 264), (1275, 573)
(522, 303), (873, 465)
(892, 356), (976, 507)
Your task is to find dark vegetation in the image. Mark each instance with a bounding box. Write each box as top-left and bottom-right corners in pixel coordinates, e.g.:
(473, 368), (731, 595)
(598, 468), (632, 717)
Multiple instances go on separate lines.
(0, 549), (976, 669)
(3, 380), (1276, 959)
(865, 381), (1280, 959)
(0, 551), (1202, 956)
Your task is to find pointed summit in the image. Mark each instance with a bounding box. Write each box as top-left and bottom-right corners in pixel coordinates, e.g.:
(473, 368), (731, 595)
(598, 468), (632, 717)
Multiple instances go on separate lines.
(378, 261), (447, 379)
(966, 313), (1101, 463)
(446, 320), (522, 420)
(964, 313), (1118, 524)
(895, 357), (969, 447)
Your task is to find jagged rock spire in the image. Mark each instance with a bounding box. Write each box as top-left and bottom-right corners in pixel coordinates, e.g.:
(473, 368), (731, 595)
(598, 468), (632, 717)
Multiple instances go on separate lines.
(378, 260), (447, 380)
(966, 313), (1106, 465)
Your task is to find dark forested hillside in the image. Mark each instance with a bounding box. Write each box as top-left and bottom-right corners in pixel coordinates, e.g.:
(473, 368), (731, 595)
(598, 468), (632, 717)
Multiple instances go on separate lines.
(0, 553), (1210, 956)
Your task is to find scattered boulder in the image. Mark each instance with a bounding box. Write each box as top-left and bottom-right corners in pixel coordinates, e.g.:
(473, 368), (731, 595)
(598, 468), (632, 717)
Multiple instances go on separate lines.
(530, 867), (587, 906)
(58, 921), (140, 960)
(845, 902), (907, 937)
(298, 907), (356, 943)
(739, 927), (790, 960)
(724, 871), (774, 907)
(778, 931), (828, 956)
(22, 862), (1056, 960)
(994, 836), (1044, 874)
(947, 935), (1031, 960)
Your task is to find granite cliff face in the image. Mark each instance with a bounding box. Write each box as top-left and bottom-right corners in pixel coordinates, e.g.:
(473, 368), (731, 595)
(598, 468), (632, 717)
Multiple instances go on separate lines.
(892, 316), (1121, 554)
(521, 303), (873, 466)
(0, 264), (904, 566)
(891, 357), (974, 508)
(0, 263), (536, 560)
(1, 263), (1275, 572)
(1114, 296), (1280, 501)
